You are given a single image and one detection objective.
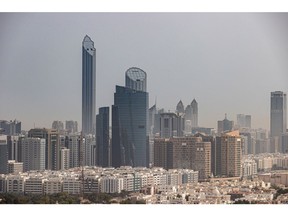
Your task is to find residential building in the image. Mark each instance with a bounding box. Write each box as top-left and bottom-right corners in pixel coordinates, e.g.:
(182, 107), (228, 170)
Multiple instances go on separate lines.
(0, 135), (8, 174)
(21, 137), (45, 172)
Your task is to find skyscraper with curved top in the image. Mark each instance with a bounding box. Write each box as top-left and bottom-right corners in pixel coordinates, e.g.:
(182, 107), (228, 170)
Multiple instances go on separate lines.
(82, 35), (96, 134)
(125, 67), (147, 92)
(112, 67), (149, 167)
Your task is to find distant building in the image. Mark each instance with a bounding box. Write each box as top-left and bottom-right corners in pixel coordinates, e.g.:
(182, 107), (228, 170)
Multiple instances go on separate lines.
(0, 135), (8, 174)
(176, 100), (185, 114)
(191, 99), (198, 128)
(159, 113), (184, 138)
(65, 120), (78, 134)
(96, 107), (110, 167)
(67, 134), (81, 168)
(0, 120), (21, 136)
(21, 137), (45, 172)
(236, 114), (251, 129)
(270, 91), (287, 138)
(52, 120), (64, 132)
(28, 128), (60, 170)
(82, 35), (96, 135)
(112, 67), (149, 168)
(217, 114), (234, 134)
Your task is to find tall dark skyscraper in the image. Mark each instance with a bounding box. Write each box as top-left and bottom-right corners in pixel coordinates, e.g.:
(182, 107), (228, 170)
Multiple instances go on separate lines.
(270, 91), (287, 137)
(191, 99), (198, 128)
(82, 35), (96, 135)
(96, 107), (110, 167)
(0, 135), (8, 174)
(112, 67), (149, 167)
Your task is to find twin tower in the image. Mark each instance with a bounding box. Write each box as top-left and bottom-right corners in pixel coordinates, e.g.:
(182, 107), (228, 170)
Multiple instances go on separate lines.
(82, 35), (149, 168)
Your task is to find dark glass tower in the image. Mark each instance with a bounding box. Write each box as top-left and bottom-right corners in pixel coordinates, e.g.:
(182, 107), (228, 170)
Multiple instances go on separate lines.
(82, 35), (96, 135)
(112, 68), (149, 167)
(270, 91), (287, 137)
(96, 107), (110, 167)
(0, 135), (8, 174)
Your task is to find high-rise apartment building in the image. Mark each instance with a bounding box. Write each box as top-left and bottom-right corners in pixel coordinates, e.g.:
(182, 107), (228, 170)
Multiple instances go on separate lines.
(7, 135), (22, 162)
(60, 147), (70, 170)
(270, 91), (287, 137)
(112, 67), (149, 167)
(220, 131), (242, 177)
(0, 135), (8, 174)
(96, 107), (110, 167)
(52, 121), (64, 132)
(28, 128), (60, 170)
(236, 114), (251, 129)
(82, 35), (96, 135)
(21, 137), (45, 172)
(154, 136), (211, 180)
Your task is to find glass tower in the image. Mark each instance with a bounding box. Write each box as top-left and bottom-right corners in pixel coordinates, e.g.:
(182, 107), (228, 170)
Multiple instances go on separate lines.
(112, 68), (149, 167)
(270, 91), (287, 137)
(82, 35), (96, 135)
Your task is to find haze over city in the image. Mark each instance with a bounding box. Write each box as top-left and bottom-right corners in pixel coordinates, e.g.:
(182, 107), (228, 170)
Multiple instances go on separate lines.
(0, 13), (288, 130)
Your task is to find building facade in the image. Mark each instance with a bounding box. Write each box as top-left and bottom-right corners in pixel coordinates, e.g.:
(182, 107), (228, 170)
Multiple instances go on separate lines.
(96, 107), (110, 167)
(112, 67), (149, 167)
(82, 35), (96, 135)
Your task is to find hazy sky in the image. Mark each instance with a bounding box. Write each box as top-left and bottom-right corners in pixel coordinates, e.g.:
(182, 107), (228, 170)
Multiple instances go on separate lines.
(0, 13), (287, 131)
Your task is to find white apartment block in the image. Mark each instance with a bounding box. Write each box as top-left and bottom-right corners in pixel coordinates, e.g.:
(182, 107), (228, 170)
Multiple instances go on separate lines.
(62, 177), (81, 194)
(6, 175), (26, 193)
(60, 148), (70, 170)
(99, 176), (124, 193)
(8, 160), (23, 174)
(43, 178), (62, 194)
(25, 177), (44, 194)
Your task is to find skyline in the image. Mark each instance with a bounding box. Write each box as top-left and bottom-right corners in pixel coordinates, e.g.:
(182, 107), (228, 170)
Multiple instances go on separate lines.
(0, 13), (288, 131)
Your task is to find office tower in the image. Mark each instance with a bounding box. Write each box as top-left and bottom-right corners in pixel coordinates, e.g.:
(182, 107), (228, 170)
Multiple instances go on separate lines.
(270, 91), (287, 137)
(7, 135), (22, 161)
(21, 137), (45, 172)
(148, 104), (157, 166)
(96, 107), (110, 167)
(191, 99), (198, 128)
(236, 114), (251, 129)
(112, 67), (149, 167)
(217, 114), (234, 134)
(159, 113), (184, 138)
(67, 134), (81, 168)
(65, 120), (78, 134)
(7, 160), (23, 174)
(176, 100), (185, 114)
(125, 67), (147, 91)
(82, 35), (96, 135)
(60, 147), (70, 170)
(0, 135), (8, 174)
(154, 136), (211, 180)
(0, 120), (21, 136)
(52, 121), (64, 133)
(220, 131), (242, 177)
(28, 128), (60, 170)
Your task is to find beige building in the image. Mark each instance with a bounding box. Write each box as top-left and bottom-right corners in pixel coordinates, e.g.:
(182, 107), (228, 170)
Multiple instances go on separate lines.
(43, 178), (62, 194)
(154, 136), (211, 180)
(221, 131), (242, 177)
(8, 160), (23, 174)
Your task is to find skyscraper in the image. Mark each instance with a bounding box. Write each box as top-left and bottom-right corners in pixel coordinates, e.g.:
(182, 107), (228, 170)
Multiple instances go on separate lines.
(191, 99), (198, 128)
(82, 35), (96, 135)
(112, 67), (149, 167)
(21, 138), (45, 172)
(0, 135), (8, 174)
(217, 114), (234, 134)
(96, 107), (110, 167)
(270, 91), (287, 137)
